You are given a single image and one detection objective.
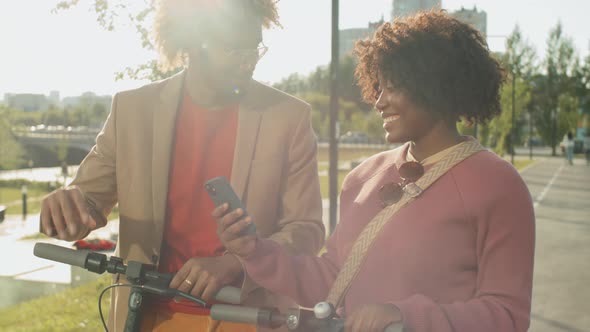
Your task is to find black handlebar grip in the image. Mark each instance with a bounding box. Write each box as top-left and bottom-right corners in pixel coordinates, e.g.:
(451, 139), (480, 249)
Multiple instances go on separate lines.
(34, 243), (88, 269)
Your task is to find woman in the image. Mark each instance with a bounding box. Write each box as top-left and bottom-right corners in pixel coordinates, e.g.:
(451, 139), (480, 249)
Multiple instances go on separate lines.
(215, 11), (535, 332)
(563, 131), (575, 165)
(584, 131), (590, 166)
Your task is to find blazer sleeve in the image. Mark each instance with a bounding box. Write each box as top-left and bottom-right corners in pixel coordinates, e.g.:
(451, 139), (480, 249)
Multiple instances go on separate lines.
(267, 104), (325, 255)
(240, 104), (326, 298)
(69, 93), (120, 229)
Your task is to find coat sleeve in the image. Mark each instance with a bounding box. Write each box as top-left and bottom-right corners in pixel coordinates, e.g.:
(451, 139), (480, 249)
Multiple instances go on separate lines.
(390, 167), (535, 332)
(267, 105), (325, 254)
(69, 93), (120, 229)
(241, 229), (343, 308)
(241, 105), (326, 297)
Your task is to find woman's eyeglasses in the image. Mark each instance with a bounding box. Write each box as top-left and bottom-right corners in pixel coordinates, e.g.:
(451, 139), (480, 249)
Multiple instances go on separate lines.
(378, 161), (425, 207)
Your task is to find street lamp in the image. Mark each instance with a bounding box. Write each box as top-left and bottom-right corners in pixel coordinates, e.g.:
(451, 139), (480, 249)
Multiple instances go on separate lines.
(21, 185), (28, 221)
(511, 64), (516, 165)
(328, 0), (340, 235)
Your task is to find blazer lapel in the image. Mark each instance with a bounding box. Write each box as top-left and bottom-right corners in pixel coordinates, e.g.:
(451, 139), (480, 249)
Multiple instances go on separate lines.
(231, 88), (264, 200)
(152, 70), (185, 233)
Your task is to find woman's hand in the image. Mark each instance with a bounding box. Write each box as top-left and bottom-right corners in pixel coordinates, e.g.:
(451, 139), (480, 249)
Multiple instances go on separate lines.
(214, 203), (258, 258)
(345, 303), (403, 332)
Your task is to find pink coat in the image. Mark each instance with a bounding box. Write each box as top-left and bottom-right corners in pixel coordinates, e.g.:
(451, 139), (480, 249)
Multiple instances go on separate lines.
(241, 142), (535, 332)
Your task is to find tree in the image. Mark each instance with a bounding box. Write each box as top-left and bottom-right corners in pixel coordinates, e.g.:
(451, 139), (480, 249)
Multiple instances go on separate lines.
(538, 22), (580, 155)
(337, 55), (366, 110)
(571, 53), (590, 133)
(488, 25), (536, 155)
(490, 80), (532, 155)
(0, 108), (24, 169)
(42, 108), (69, 126)
(6, 108), (44, 127)
(582, 54), (590, 110)
(54, 0), (177, 81)
(504, 25), (537, 79)
(273, 54), (367, 110)
(273, 73), (309, 95)
(297, 92), (382, 142)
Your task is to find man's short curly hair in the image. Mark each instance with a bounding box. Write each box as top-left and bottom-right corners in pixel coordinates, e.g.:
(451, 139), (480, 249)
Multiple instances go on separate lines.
(354, 11), (505, 124)
(154, 0), (280, 70)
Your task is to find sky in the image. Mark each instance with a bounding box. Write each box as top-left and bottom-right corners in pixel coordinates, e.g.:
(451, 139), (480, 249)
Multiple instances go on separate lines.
(0, 0), (589, 99)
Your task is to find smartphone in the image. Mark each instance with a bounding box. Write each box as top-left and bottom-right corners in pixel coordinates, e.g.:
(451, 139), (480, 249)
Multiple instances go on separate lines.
(205, 176), (256, 235)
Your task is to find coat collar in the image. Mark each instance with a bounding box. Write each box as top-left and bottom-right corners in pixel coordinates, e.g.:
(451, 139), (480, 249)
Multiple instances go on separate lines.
(151, 70), (185, 235)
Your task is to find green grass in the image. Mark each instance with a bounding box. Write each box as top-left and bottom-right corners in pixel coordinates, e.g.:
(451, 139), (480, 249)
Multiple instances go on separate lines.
(317, 146), (390, 199)
(0, 187), (50, 215)
(319, 170), (350, 199)
(0, 275), (112, 332)
(19, 232), (49, 241)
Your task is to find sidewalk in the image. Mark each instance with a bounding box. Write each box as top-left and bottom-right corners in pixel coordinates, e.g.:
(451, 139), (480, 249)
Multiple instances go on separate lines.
(521, 157), (590, 332)
(0, 214), (118, 300)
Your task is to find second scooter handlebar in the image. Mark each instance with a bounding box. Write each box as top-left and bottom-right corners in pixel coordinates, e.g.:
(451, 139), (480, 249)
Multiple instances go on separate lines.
(33, 242), (242, 305)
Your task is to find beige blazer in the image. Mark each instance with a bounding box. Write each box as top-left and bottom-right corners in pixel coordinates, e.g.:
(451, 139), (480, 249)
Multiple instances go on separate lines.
(70, 70), (324, 331)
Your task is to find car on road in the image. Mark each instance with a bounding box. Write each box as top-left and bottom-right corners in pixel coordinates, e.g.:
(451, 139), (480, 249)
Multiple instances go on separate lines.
(339, 131), (370, 144)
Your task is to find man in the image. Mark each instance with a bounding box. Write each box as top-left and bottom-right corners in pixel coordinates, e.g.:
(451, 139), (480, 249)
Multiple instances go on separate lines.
(39, 0), (324, 331)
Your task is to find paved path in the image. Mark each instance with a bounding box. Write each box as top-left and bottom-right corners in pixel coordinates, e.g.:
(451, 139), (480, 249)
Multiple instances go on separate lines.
(0, 215), (117, 308)
(521, 158), (590, 332)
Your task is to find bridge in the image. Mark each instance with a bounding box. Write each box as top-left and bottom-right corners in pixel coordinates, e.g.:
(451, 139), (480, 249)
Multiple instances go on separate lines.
(12, 126), (100, 152)
(11, 126), (100, 166)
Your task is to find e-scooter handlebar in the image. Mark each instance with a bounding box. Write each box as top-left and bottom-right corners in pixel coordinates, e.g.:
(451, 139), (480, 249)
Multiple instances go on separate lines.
(33, 242), (242, 304)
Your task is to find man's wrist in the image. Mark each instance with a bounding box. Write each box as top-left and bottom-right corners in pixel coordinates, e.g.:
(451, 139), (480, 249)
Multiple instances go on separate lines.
(221, 252), (244, 277)
(385, 321), (405, 332)
(385, 303), (404, 331)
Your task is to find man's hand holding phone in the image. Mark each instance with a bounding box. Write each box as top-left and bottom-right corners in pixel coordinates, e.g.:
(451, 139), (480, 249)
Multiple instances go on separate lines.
(206, 176), (258, 258)
(213, 204), (258, 259)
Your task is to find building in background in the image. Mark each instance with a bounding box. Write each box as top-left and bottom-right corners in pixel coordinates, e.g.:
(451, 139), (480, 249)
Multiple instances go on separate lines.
(339, 19), (384, 58)
(62, 92), (111, 113)
(48, 91), (60, 106)
(3, 91), (111, 116)
(450, 6), (487, 37)
(3, 93), (50, 112)
(391, 0), (441, 20)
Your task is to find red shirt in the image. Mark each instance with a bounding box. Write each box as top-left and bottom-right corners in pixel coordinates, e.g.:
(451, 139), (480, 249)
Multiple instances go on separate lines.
(155, 93), (239, 314)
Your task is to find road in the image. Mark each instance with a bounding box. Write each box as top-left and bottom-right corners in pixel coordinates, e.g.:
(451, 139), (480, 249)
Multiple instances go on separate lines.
(521, 158), (590, 332)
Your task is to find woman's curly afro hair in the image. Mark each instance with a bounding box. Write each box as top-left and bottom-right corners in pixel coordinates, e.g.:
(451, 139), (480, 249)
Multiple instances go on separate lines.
(354, 10), (505, 124)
